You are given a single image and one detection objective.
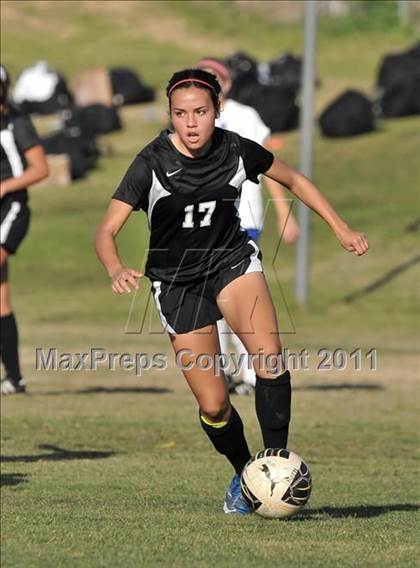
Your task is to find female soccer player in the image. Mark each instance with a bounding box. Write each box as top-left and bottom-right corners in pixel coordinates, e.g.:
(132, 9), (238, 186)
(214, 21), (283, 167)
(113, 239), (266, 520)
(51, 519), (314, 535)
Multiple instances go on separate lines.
(0, 65), (49, 394)
(95, 69), (368, 515)
(196, 56), (299, 395)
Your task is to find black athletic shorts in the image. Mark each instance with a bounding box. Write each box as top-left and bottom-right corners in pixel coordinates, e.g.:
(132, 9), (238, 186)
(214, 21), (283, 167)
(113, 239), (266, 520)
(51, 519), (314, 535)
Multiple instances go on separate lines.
(152, 240), (262, 335)
(0, 198), (30, 254)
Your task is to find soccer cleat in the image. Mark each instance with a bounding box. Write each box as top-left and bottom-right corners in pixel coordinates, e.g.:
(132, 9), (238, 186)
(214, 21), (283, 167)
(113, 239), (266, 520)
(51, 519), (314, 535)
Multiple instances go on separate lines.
(0, 378), (26, 395)
(234, 382), (255, 396)
(223, 474), (253, 515)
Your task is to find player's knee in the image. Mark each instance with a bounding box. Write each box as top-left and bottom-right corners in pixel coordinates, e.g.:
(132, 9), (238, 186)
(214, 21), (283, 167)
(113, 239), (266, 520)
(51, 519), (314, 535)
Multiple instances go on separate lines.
(200, 399), (230, 423)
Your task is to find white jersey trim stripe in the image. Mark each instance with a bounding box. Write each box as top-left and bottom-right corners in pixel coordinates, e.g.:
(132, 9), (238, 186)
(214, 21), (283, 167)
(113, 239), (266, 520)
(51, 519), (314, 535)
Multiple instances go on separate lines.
(245, 239), (263, 274)
(228, 156), (246, 189)
(1, 125), (24, 177)
(0, 201), (22, 244)
(147, 170), (171, 227)
(152, 281), (176, 335)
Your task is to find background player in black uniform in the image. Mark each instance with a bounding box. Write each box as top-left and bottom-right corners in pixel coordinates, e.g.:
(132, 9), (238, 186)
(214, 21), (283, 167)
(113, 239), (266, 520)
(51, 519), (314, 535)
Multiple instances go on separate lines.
(95, 69), (369, 514)
(0, 65), (49, 394)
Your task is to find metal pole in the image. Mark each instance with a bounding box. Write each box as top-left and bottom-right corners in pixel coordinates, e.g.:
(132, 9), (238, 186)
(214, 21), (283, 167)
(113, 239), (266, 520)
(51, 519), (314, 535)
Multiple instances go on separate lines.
(295, 0), (318, 304)
(398, 0), (410, 26)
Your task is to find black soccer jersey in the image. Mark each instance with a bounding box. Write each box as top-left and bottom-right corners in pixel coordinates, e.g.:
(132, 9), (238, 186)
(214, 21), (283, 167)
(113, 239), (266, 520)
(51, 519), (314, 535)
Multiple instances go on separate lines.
(113, 127), (273, 284)
(1, 107), (41, 204)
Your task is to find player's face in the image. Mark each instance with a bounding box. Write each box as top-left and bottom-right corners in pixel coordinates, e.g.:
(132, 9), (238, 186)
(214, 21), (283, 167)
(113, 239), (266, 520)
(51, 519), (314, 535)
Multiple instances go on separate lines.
(170, 87), (217, 157)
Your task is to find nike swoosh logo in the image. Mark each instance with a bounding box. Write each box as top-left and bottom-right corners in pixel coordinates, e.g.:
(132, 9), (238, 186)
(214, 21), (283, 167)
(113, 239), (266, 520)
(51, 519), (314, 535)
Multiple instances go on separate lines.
(166, 168), (182, 177)
(231, 260), (244, 270)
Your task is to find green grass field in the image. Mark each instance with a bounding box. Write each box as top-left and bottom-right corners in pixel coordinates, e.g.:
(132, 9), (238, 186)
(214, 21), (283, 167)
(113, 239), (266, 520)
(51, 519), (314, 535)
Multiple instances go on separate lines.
(1, 2), (419, 567)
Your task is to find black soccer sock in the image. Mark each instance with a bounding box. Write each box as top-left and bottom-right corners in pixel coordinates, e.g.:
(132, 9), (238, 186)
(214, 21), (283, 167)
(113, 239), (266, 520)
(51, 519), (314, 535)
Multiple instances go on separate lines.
(255, 370), (291, 449)
(0, 313), (22, 383)
(200, 405), (251, 474)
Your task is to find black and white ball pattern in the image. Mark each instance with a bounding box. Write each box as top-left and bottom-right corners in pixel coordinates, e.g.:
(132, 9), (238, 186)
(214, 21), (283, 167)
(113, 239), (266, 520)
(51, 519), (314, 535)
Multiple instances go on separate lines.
(240, 448), (312, 519)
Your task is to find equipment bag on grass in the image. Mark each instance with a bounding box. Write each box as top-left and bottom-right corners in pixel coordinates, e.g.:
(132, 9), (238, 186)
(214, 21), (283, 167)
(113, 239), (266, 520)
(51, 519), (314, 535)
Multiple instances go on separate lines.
(319, 90), (376, 138)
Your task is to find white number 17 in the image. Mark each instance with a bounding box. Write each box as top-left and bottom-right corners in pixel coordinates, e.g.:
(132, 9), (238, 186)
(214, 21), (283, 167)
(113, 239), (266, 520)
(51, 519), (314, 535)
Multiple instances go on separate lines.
(182, 200), (216, 228)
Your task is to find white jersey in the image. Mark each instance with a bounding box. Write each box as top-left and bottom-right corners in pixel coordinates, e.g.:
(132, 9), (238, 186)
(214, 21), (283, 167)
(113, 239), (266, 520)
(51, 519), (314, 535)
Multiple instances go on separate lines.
(216, 99), (270, 231)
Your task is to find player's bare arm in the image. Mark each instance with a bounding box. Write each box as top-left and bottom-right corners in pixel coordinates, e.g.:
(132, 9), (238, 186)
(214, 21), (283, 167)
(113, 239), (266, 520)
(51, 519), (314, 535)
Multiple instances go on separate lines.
(262, 138), (299, 245)
(94, 199), (143, 294)
(264, 157), (369, 256)
(0, 145), (49, 198)
(262, 174), (300, 244)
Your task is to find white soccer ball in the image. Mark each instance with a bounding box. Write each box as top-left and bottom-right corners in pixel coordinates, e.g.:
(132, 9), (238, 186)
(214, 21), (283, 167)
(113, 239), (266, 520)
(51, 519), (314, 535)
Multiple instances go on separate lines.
(240, 448), (312, 519)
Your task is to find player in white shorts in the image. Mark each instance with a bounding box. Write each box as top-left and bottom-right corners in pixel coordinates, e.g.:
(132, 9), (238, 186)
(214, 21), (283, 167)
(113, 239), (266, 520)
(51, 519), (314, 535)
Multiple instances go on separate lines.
(197, 57), (299, 394)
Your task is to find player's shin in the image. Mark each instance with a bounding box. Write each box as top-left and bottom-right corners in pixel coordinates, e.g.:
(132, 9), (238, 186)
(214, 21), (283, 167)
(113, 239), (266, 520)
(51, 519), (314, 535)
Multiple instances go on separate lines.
(255, 370), (291, 449)
(200, 405), (251, 474)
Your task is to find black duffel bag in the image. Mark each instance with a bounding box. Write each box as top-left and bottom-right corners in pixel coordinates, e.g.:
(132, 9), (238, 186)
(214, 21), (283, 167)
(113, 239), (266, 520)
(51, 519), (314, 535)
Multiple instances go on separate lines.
(377, 43), (420, 118)
(268, 53), (302, 93)
(77, 104), (122, 135)
(232, 83), (299, 133)
(225, 51), (260, 102)
(319, 90), (376, 138)
(110, 67), (155, 105)
(42, 133), (98, 180)
(42, 109), (100, 180)
(225, 51), (259, 82)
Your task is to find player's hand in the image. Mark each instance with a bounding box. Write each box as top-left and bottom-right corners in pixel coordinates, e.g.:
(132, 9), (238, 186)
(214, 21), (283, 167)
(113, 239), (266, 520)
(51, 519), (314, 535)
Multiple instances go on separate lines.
(278, 214), (299, 245)
(111, 267), (143, 294)
(336, 227), (369, 256)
